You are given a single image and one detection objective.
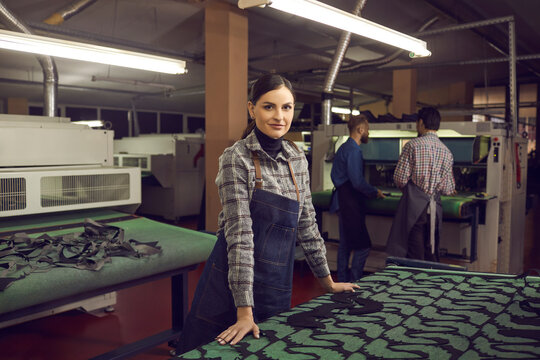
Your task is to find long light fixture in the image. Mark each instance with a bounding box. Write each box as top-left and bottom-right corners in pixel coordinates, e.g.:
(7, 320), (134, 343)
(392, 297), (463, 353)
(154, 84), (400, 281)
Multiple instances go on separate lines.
(238, 0), (431, 57)
(332, 106), (360, 115)
(0, 29), (187, 74)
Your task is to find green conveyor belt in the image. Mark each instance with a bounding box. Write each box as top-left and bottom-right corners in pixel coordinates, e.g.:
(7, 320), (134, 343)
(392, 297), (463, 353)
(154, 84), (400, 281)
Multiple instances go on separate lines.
(1, 209), (129, 234)
(312, 190), (475, 219)
(0, 210), (216, 315)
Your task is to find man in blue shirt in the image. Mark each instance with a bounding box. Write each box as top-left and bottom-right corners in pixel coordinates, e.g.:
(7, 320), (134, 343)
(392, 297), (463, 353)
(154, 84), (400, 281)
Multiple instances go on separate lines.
(330, 115), (385, 282)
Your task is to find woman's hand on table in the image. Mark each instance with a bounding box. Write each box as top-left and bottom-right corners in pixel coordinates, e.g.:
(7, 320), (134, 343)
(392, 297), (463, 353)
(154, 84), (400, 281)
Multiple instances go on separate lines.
(216, 306), (260, 346)
(319, 275), (361, 293)
(329, 282), (361, 293)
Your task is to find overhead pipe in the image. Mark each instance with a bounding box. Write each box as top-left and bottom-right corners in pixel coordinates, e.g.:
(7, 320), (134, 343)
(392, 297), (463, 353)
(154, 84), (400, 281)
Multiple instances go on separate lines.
(0, 77), (173, 99)
(92, 75), (176, 91)
(321, 0), (367, 126)
(44, 0), (98, 25)
(318, 16), (439, 74)
(0, 1), (58, 117)
(421, 0), (540, 79)
(342, 53), (540, 73)
(28, 21), (197, 62)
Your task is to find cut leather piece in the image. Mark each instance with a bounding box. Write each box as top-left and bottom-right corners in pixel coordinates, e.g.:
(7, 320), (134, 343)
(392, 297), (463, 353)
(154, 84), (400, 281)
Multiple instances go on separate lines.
(286, 293), (384, 329)
(0, 218), (162, 291)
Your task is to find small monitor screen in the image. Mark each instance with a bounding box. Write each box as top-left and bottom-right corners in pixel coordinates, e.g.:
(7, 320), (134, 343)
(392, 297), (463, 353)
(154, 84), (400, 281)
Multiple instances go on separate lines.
(360, 139), (400, 161)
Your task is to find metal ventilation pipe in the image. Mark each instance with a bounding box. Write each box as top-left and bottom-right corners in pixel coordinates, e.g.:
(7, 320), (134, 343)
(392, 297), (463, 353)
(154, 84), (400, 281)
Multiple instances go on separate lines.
(321, 0), (367, 126)
(0, 1), (58, 117)
(340, 16), (439, 72)
(44, 0), (98, 25)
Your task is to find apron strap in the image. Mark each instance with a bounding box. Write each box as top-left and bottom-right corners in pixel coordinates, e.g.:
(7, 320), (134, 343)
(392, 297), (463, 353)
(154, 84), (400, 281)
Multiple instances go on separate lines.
(287, 161), (300, 202)
(251, 151), (263, 189)
(427, 195), (437, 254)
(251, 151), (300, 202)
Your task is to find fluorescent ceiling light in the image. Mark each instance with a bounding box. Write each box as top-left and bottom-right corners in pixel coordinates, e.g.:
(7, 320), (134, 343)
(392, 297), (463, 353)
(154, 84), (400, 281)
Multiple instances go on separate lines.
(72, 120), (105, 128)
(0, 29), (186, 74)
(367, 129), (475, 138)
(332, 106), (360, 115)
(238, 0), (431, 57)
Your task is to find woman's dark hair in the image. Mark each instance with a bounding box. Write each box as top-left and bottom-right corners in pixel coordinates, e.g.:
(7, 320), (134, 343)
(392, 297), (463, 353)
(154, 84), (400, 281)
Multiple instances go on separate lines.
(241, 74), (296, 139)
(418, 106), (441, 130)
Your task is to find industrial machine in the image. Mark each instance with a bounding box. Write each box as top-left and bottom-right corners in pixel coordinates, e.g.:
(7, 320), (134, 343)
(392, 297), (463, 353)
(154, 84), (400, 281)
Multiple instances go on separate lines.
(0, 114), (141, 327)
(113, 133), (205, 221)
(311, 121), (527, 274)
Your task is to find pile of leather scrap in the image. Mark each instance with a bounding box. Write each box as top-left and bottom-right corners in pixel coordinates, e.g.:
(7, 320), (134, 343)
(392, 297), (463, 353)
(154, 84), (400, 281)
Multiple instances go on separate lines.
(0, 218), (161, 291)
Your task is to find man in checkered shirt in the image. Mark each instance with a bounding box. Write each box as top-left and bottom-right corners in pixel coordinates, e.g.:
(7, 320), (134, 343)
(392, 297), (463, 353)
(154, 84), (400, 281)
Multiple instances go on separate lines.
(387, 107), (456, 261)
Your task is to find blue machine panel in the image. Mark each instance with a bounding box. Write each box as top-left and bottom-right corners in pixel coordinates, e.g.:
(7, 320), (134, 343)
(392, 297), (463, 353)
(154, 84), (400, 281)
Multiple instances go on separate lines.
(441, 138), (475, 163)
(360, 139), (400, 161)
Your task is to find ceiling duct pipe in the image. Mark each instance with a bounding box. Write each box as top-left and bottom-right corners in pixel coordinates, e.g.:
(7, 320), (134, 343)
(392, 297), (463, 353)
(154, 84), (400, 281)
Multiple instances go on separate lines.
(321, 0), (367, 126)
(44, 0), (98, 25)
(340, 16), (439, 72)
(291, 16), (437, 80)
(0, 1), (58, 117)
(310, 16), (438, 76)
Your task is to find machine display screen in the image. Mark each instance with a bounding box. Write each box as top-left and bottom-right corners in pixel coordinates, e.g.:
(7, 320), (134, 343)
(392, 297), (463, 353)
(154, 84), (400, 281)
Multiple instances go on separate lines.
(360, 139), (400, 162)
(442, 136), (490, 164)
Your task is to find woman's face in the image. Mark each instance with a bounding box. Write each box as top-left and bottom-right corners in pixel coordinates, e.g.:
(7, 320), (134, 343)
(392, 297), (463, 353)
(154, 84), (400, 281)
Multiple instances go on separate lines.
(248, 85), (295, 139)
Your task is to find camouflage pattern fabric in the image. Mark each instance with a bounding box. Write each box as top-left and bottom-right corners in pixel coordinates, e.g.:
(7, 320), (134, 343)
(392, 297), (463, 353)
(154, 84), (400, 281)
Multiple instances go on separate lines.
(178, 267), (540, 359)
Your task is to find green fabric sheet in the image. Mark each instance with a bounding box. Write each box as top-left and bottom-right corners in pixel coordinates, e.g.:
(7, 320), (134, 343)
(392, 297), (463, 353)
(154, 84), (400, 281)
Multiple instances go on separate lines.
(312, 190), (475, 219)
(0, 211), (216, 315)
(1, 209), (128, 233)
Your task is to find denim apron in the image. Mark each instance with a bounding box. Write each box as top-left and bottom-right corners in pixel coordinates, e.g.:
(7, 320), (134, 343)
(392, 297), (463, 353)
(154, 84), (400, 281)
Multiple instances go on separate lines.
(386, 181), (442, 259)
(336, 181), (371, 250)
(176, 151), (300, 354)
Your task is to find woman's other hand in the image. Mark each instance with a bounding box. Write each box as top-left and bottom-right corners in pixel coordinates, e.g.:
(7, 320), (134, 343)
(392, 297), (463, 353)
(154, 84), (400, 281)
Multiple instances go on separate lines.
(329, 281), (360, 293)
(318, 275), (360, 293)
(215, 306), (260, 346)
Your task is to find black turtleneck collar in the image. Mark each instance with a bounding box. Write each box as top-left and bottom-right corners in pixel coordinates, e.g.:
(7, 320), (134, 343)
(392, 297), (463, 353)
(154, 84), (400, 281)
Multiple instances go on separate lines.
(254, 126), (282, 159)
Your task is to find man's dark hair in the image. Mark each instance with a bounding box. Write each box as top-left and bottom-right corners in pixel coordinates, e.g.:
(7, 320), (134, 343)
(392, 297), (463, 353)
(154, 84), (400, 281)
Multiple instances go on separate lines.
(347, 114), (368, 134)
(418, 107), (441, 130)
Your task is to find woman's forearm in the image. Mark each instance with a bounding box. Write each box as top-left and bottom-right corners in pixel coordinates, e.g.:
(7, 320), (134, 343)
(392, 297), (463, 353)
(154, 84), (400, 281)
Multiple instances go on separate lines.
(237, 306), (254, 320)
(317, 275), (335, 292)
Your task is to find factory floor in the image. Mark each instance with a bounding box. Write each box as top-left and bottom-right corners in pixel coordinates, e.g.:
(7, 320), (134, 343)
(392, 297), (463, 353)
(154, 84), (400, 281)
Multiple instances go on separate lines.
(1, 200), (539, 360)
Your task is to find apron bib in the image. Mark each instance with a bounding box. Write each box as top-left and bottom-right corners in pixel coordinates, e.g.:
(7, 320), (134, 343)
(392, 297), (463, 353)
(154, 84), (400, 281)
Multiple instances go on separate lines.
(177, 151), (300, 354)
(386, 181), (442, 258)
(336, 181), (371, 250)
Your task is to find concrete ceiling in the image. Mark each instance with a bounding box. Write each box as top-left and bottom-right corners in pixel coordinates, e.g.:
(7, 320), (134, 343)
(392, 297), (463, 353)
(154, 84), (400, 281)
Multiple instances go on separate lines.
(0, 0), (539, 115)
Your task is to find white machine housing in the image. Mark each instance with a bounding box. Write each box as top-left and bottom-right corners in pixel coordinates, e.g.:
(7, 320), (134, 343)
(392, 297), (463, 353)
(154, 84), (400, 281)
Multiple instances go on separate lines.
(0, 115), (141, 217)
(114, 133), (205, 221)
(312, 121), (527, 274)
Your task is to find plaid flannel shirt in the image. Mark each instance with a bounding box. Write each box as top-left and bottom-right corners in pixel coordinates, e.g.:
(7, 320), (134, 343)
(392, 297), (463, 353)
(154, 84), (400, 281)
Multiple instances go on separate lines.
(215, 130), (330, 308)
(393, 132), (455, 196)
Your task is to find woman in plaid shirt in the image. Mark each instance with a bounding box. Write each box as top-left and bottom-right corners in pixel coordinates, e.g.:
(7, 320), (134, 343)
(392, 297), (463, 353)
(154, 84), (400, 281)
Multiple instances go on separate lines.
(176, 74), (359, 354)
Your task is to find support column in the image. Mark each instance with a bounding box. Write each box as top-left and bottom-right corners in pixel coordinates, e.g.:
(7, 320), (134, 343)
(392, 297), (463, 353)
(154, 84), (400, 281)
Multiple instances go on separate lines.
(392, 69), (417, 117)
(205, 2), (248, 232)
(447, 81), (474, 121)
(6, 97), (28, 115)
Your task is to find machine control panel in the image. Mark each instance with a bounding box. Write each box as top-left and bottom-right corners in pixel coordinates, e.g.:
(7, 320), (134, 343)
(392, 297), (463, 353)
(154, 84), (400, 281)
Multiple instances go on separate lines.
(493, 137), (500, 163)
